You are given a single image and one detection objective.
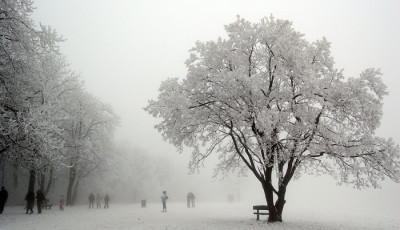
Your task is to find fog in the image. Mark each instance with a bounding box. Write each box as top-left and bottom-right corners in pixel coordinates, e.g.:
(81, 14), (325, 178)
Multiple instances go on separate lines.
(29, 0), (400, 214)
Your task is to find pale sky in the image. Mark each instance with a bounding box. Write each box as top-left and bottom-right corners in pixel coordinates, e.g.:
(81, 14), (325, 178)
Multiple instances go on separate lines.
(31, 0), (400, 214)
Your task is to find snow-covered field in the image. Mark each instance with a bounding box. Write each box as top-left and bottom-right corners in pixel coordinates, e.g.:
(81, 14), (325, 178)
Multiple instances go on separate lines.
(1, 202), (398, 230)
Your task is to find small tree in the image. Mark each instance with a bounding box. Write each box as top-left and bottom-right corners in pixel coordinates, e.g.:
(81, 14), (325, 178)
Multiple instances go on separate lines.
(145, 16), (400, 222)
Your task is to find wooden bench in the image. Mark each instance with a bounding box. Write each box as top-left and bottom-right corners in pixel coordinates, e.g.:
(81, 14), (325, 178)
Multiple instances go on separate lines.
(42, 199), (53, 209)
(253, 205), (269, 220)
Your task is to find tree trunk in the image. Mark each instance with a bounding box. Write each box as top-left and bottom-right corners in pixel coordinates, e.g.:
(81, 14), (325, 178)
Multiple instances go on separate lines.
(0, 154), (4, 186)
(66, 166), (76, 206)
(13, 164), (18, 188)
(275, 185), (287, 219)
(44, 168), (53, 196)
(262, 167), (283, 222)
(39, 172), (45, 192)
(72, 179), (80, 205)
(28, 169), (36, 191)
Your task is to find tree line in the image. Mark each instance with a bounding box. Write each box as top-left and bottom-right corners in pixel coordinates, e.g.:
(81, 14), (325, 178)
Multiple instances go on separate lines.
(0, 0), (119, 206)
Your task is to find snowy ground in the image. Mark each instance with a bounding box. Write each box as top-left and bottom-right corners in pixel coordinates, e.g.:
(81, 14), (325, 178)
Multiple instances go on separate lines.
(1, 202), (399, 230)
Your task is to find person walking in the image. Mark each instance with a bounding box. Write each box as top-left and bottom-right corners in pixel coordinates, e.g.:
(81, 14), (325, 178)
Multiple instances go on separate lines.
(25, 189), (35, 214)
(104, 193), (109, 209)
(89, 193), (95, 208)
(0, 186), (8, 214)
(59, 195), (65, 210)
(36, 189), (45, 214)
(161, 191), (168, 212)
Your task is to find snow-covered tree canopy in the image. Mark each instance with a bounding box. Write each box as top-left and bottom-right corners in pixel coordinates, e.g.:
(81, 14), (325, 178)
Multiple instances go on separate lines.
(1, 0), (118, 186)
(146, 16), (400, 222)
(0, 0), (68, 170)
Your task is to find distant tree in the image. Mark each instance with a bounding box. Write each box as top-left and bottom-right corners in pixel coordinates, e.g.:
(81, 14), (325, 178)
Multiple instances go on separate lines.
(104, 143), (185, 202)
(61, 90), (118, 206)
(145, 16), (400, 222)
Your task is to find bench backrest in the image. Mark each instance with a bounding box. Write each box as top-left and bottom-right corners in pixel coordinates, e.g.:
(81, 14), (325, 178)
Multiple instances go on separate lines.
(253, 205), (268, 210)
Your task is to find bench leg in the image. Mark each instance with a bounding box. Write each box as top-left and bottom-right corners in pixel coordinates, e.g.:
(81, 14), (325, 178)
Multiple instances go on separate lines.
(257, 210), (260, 220)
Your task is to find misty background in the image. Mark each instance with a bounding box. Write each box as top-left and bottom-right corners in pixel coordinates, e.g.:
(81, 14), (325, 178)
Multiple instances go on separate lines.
(4, 0), (398, 216)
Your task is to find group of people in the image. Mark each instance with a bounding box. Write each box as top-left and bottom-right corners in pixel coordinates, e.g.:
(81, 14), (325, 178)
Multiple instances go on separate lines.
(1, 187), (198, 214)
(88, 192), (110, 209)
(0, 187), (110, 214)
(24, 188), (45, 214)
(0, 185), (66, 215)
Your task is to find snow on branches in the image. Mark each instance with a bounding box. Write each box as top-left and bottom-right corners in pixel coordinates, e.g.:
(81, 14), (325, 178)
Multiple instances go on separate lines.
(146, 15), (400, 222)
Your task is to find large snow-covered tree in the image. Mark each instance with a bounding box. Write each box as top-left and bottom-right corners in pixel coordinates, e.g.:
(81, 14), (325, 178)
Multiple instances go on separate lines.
(1, 1), (119, 201)
(0, 0), (69, 189)
(145, 16), (400, 222)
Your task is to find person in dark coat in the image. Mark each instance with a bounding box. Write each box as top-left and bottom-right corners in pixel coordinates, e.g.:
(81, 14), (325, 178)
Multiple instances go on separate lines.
(25, 189), (35, 214)
(0, 186), (8, 214)
(104, 193), (109, 209)
(88, 193), (95, 208)
(36, 189), (45, 214)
